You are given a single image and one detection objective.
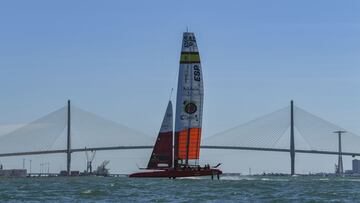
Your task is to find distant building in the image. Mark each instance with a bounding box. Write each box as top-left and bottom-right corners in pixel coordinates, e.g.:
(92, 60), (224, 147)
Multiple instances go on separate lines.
(352, 159), (360, 174)
(0, 169), (27, 178)
(59, 170), (80, 176)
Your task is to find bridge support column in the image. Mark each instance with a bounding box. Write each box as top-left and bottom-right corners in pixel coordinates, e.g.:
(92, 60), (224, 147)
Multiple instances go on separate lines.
(67, 100), (72, 176)
(290, 100), (295, 175)
(334, 130), (346, 175)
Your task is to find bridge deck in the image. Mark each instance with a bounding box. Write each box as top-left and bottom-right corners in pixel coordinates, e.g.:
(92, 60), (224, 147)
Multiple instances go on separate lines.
(0, 145), (358, 157)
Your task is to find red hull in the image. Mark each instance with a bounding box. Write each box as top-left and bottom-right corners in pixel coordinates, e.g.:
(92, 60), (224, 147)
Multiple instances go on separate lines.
(129, 168), (222, 178)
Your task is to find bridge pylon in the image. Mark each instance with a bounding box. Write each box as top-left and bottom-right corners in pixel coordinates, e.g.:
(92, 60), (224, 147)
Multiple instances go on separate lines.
(334, 130), (346, 175)
(67, 100), (72, 176)
(290, 100), (295, 175)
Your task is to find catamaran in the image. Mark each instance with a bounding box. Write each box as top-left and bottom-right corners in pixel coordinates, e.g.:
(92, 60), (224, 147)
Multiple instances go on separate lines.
(129, 32), (222, 179)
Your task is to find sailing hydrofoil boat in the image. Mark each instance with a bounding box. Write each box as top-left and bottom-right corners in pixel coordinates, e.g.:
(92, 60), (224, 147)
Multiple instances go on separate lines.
(129, 32), (222, 179)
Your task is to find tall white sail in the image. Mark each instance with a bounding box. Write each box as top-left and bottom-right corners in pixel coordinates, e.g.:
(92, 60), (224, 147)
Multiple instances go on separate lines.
(174, 32), (204, 167)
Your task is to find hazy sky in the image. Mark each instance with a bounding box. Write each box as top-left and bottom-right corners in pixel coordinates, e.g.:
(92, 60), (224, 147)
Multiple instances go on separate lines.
(0, 0), (359, 174)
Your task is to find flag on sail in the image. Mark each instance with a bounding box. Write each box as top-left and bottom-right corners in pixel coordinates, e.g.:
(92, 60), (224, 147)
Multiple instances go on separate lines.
(147, 101), (173, 169)
(174, 32), (204, 167)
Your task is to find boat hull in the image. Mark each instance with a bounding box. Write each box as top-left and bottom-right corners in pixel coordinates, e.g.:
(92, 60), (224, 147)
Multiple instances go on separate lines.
(129, 168), (222, 178)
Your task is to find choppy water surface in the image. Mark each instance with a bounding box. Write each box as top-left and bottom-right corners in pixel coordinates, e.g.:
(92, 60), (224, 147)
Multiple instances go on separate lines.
(1, 175), (360, 202)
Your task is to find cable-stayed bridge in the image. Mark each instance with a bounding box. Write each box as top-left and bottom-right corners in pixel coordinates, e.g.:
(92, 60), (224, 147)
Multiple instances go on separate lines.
(0, 100), (359, 175)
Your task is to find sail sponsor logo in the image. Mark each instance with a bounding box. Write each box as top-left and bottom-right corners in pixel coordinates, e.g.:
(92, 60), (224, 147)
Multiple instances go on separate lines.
(184, 102), (197, 114)
(183, 35), (196, 48)
(183, 86), (200, 91)
(183, 65), (201, 84)
(180, 113), (199, 121)
(193, 65), (201, 82)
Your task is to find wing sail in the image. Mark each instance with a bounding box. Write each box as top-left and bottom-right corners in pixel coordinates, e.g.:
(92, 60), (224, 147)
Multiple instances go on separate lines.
(174, 32), (204, 167)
